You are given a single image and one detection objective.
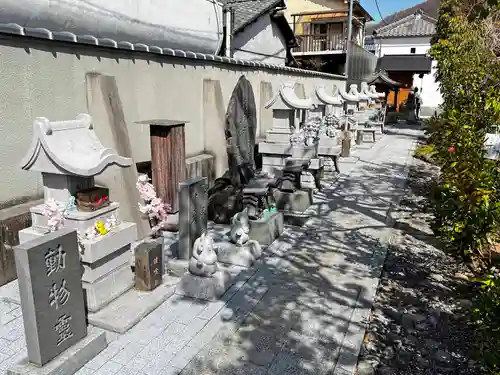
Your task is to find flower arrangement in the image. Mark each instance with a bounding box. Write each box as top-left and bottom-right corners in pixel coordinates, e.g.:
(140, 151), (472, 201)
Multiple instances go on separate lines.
(303, 117), (321, 145)
(322, 113), (341, 138)
(42, 198), (119, 256)
(290, 117), (322, 146)
(136, 174), (169, 235)
(290, 130), (306, 147)
(42, 199), (65, 232)
(79, 214), (118, 241)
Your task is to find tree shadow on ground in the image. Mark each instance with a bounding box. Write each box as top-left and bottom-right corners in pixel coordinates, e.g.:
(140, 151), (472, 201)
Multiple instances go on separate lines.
(357, 157), (483, 375)
(169, 126), (423, 374)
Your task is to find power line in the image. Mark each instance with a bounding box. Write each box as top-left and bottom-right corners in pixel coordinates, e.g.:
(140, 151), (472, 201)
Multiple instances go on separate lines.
(374, 0), (389, 27)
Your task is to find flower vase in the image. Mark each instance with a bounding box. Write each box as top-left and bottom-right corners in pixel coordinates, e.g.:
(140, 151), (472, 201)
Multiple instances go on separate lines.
(306, 136), (316, 146)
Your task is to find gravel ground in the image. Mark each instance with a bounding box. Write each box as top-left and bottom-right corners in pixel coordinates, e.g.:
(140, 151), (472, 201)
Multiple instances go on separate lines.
(356, 155), (485, 375)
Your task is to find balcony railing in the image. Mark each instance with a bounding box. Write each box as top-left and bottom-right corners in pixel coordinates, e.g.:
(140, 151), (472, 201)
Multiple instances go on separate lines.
(292, 33), (347, 54)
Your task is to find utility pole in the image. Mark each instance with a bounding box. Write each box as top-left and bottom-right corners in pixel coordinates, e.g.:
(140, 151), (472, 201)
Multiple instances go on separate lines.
(345, 0), (354, 80)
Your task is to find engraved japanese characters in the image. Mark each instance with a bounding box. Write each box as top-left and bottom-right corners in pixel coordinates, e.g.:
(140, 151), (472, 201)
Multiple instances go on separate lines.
(178, 177), (209, 260)
(13, 228), (87, 366)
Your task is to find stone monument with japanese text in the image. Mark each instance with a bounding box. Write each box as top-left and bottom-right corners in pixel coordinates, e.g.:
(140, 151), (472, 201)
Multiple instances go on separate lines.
(8, 228), (106, 375)
(16, 114), (138, 314)
(166, 176), (208, 276)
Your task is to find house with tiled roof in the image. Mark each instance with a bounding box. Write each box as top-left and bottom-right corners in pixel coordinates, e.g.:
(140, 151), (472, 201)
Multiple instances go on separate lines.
(220, 0), (298, 65)
(366, 1), (442, 116)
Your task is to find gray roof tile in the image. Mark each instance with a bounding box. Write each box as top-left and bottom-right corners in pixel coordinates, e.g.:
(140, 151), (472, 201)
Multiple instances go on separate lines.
(220, 0), (283, 33)
(375, 11), (436, 38)
(365, 0), (439, 34)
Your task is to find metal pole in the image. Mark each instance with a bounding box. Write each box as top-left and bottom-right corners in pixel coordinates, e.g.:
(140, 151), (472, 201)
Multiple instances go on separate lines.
(345, 0), (354, 79)
(224, 7), (232, 57)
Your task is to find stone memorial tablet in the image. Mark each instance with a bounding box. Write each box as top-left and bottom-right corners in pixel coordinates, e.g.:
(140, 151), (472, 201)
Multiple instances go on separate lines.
(14, 228), (87, 366)
(178, 177), (208, 260)
(134, 242), (163, 291)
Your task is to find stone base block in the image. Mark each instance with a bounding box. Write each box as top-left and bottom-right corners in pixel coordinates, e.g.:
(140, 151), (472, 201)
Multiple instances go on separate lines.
(83, 263), (134, 313)
(265, 132), (293, 144)
(7, 328), (107, 375)
(30, 202), (120, 234)
(0, 279), (20, 304)
(175, 271), (231, 301)
(322, 157), (339, 173)
(248, 212), (284, 246)
(216, 240), (262, 267)
(274, 189), (313, 213)
(82, 246), (131, 283)
(300, 172), (316, 190)
(79, 222), (137, 264)
(283, 212), (311, 227)
(341, 139), (354, 157)
(361, 129), (376, 142)
(18, 226), (47, 244)
(166, 258), (189, 277)
(87, 276), (178, 333)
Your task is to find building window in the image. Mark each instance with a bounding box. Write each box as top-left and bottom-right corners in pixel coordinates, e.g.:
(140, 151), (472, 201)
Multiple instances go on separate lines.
(410, 47), (416, 54)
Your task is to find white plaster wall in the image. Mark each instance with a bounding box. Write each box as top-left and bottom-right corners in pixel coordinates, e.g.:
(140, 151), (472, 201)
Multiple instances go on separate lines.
(0, 37), (345, 205)
(375, 36), (443, 111)
(232, 14), (287, 65)
(376, 37), (431, 56)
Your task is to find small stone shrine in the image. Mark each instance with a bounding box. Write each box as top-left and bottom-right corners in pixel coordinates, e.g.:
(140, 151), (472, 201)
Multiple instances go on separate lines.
(9, 228), (106, 375)
(340, 84), (361, 114)
(175, 232), (231, 301)
(353, 83), (371, 110)
(258, 81), (315, 176)
(360, 82), (387, 133)
(18, 114), (138, 314)
(369, 85), (386, 108)
(310, 85), (343, 173)
(318, 84), (345, 117)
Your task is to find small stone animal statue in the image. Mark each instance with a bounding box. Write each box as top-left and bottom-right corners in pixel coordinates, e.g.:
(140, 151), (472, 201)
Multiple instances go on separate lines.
(189, 232), (219, 277)
(229, 209), (250, 246)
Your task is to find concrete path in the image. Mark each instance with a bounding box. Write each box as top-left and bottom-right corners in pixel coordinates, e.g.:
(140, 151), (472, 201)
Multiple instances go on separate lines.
(0, 125), (420, 375)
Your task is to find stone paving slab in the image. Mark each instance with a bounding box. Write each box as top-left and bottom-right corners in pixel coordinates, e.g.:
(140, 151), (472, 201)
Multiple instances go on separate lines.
(0, 126), (419, 375)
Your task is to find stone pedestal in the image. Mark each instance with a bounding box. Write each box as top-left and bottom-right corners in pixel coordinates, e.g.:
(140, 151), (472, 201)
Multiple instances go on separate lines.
(248, 212), (284, 246)
(175, 270), (231, 301)
(7, 328), (107, 375)
(318, 138), (341, 173)
(356, 130), (364, 145)
(216, 240), (262, 268)
(301, 157), (324, 190)
(19, 202), (138, 314)
(259, 143), (318, 177)
(80, 223), (136, 313)
(136, 120), (188, 214)
(274, 189), (313, 213)
(361, 128), (377, 143)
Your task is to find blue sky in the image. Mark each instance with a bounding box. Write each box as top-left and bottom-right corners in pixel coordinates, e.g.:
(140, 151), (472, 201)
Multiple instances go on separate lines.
(361, 0), (423, 21)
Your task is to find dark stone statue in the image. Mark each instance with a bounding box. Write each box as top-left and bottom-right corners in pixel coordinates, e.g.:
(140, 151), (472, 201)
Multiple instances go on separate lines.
(207, 76), (275, 224)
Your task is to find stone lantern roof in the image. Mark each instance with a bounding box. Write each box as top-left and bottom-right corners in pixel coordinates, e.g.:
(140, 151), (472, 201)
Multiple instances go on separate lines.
(265, 82), (314, 110)
(315, 84), (344, 106)
(20, 113), (132, 177)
